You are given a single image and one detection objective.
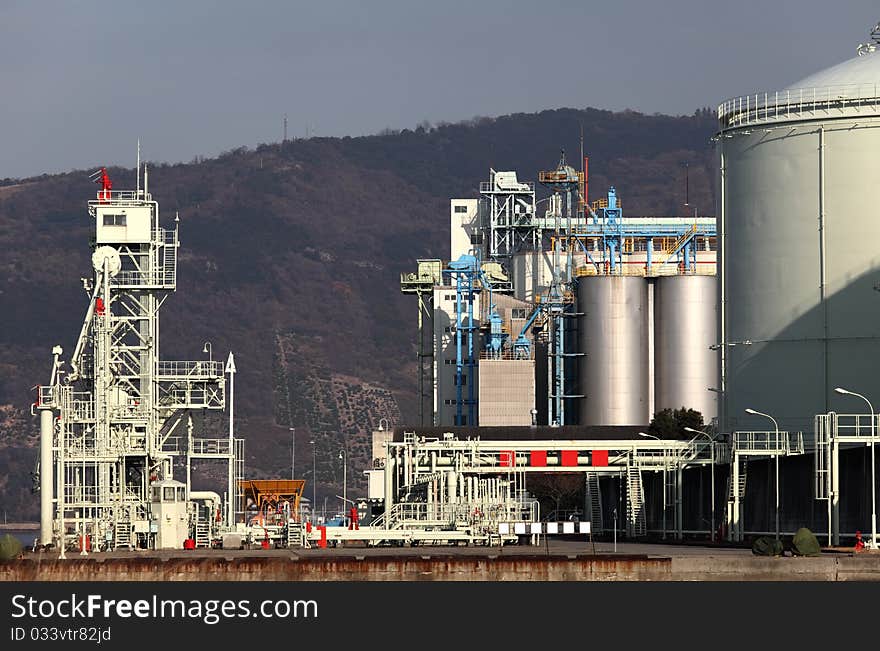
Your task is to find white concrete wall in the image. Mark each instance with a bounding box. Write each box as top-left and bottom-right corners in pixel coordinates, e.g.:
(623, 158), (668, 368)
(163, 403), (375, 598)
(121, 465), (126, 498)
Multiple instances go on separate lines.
(450, 199), (479, 261)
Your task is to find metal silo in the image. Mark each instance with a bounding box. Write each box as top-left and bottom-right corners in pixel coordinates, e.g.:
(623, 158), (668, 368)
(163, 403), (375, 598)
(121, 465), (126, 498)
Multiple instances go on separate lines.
(717, 46), (880, 434)
(654, 275), (718, 421)
(578, 276), (649, 425)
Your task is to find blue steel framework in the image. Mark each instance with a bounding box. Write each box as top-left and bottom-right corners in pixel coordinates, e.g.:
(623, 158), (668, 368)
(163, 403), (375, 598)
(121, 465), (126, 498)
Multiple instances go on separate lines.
(538, 154), (584, 426)
(443, 254), (502, 426)
(404, 159), (718, 427)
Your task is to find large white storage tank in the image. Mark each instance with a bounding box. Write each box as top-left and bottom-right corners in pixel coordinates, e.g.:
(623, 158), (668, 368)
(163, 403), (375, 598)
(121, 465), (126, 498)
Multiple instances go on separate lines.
(717, 46), (880, 434)
(578, 276), (650, 425)
(654, 275), (718, 421)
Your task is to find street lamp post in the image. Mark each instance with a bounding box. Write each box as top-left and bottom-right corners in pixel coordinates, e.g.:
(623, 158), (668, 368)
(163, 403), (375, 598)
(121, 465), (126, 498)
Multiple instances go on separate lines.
(745, 408), (780, 540)
(310, 440), (316, 522)
(685, 426), (715, 543)
(289, 428), (295, 481)
(835, 387), (878, 550)
(339, 450), (346, 517)
(202, 341), (212, 364)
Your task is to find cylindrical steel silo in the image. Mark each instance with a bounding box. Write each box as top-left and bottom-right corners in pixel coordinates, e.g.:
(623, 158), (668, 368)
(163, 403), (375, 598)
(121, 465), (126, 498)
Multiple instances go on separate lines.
(578, 276), (649, 425)
(654, 275), (718, 421)
(717, 49), (880, 434)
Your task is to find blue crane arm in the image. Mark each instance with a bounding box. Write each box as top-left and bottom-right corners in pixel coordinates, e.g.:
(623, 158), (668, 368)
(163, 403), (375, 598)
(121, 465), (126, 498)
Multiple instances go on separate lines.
(516, 305), (543, 339)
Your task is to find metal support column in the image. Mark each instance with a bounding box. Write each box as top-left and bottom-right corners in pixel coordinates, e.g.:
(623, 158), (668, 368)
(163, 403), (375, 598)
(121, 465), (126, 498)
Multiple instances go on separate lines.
(39, 406), (54, 546)
(730, 455), (740, 542)
(676, 466), (684, 540)
(832, 438), (840, 546)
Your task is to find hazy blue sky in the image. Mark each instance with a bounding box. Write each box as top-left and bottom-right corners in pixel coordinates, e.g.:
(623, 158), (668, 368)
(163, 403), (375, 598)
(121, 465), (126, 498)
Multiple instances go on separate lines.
(1, 1), (878, 178)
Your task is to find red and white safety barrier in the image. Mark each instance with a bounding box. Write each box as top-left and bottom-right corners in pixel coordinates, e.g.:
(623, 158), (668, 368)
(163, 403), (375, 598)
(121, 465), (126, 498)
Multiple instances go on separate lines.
(498, 521), (591, 535)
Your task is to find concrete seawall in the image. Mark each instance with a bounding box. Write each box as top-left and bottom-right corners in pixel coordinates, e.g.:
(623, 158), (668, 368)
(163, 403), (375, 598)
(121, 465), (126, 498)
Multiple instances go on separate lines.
(3, 553), (879, 581)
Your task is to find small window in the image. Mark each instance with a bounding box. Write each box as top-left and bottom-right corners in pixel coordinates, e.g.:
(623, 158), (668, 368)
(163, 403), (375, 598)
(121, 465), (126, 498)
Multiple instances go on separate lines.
(103, 214), (126, 226)
(177, 487), (186, 501)
(454, 375), (467, 386)
(454, 205), (468, 213)
(444, 399), (458, 405)
(163, 487), (175, 502)
(511, 308), (527, 319)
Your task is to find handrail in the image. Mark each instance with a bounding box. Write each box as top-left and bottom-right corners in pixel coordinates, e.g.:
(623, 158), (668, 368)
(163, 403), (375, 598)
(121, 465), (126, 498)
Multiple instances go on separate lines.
(575, 264), (715, 277)
(654, 224), (698, 267)
(479, 181), (535, 192)
(718, 83), (880, 130)
(157, 360), (224, 378)
(733, 430), (804, 454)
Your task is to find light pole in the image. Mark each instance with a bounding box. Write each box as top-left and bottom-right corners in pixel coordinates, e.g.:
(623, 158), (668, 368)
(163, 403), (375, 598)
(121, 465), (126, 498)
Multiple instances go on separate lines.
(225, 352), (236, 527)
(685, 426), (715, 543)
(289, 427), (295, 481)
(339, 450), (346, 516)
(310, 439), (316, 522)
(638, 431), (660, 440)
(745, 407), (780, 540)
(202, 341), (212, 364)
(835, 386), (878, 550)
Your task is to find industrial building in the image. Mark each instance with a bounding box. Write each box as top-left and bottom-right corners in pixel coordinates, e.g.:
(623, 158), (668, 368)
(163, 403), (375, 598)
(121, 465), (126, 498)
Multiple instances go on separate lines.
(401, 155), (718, 429)
(31, 22), (880, 553)
(386, 22), (880, 549)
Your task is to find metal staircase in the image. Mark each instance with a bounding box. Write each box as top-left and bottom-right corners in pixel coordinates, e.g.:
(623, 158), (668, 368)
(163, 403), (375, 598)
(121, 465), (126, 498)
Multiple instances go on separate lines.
(724, 460), (747, 540)
(655, 224), (697, 267)
(626, 464), (646, 537)
(287, 521), (304, 548)
(663, 466), (676, 513)
(586, 472), (603, 534)
(814, 414), (831, 500)
(114, 521), (133, 550)
(195, 520), (210, 548)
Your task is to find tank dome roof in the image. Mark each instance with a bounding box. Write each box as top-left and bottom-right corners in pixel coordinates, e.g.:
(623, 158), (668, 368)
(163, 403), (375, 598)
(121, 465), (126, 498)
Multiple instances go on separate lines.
(785, 49), (880, 90)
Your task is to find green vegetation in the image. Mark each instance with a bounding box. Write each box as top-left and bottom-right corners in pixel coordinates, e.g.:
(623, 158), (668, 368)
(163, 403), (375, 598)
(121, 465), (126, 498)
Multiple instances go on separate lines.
(647, 407), (705, 439)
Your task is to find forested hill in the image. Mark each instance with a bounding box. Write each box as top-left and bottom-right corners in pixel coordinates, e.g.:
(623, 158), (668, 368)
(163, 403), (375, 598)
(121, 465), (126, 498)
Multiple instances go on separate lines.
(0, 105), (718, 519)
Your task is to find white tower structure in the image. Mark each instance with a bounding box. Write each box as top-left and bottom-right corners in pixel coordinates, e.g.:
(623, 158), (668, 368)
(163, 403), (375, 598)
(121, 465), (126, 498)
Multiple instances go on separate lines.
(35, 167), (241, 552)
(480, 169), (537, 259)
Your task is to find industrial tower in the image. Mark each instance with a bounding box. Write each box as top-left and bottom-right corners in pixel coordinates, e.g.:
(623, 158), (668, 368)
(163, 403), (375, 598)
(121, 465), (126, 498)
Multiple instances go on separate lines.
(34, 167), (242, 552)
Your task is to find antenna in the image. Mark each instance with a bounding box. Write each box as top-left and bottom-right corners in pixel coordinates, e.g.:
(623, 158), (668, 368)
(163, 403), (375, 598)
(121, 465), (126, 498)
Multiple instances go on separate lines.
(136, 140), (141, 196)
(579, 123), (584, 167)
(283, 114), (288, 142)
(144, 164), (148, 198)
(685, 162), (690, 206)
